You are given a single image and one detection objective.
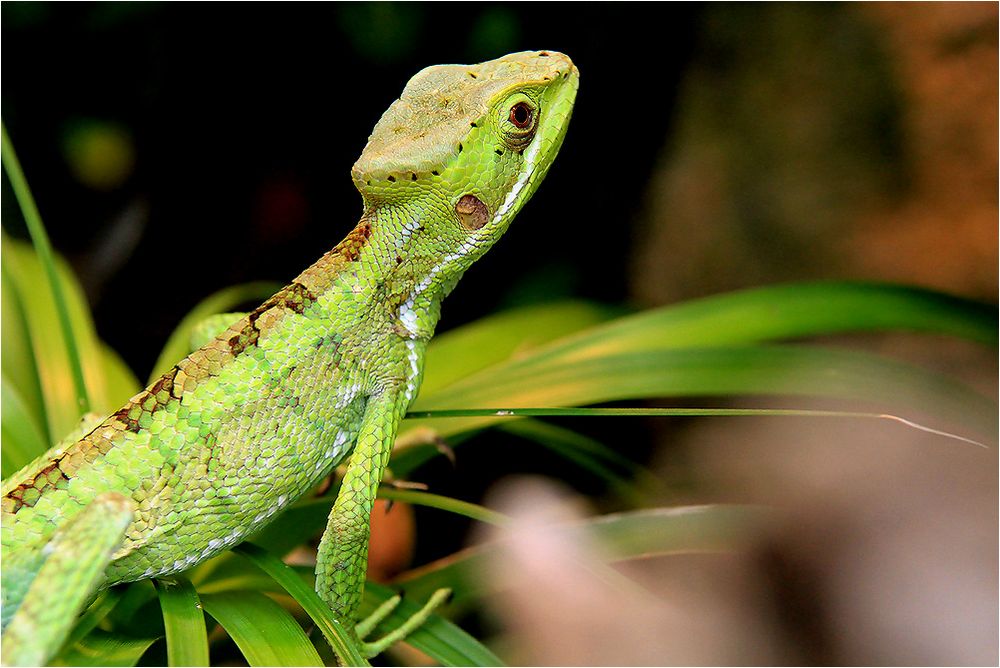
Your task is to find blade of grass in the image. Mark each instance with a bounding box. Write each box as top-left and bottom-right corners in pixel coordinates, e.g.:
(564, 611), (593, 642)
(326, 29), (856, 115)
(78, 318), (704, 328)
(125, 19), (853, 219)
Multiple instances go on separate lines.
(396, 345), (995, 474)
(503, 283), (996, 365)
(59, 588), (125, 654)
(417, 348), (993, 422)
(420, 300), (618, 396)
(1, 257), (48, 443)
(200, 590), (323, 667)
(467, 345), (990, 428)
(377, 489), (509, 526)
(409, 407), (987, 448)
(50, 630), (159, 667)
(2, 123), (91, 414)
(153, 576), (209, 667)
(233, 543), (369, 667)
(1, 375), (49, 476)
(2, 238), (118, 437)
(237, 490), (504, 567)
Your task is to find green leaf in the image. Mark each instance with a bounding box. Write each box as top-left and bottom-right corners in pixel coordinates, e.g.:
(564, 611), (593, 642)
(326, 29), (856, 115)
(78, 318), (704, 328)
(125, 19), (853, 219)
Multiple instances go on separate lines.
(154, 576), (209, 667)
(1, 257), (47, 442)
(420, 300), (617, 396)
(2, 124), (92, 416)
(396, 345), (994, 474)
(148, 281), (281, 382)
(391, 283), (996, 474)
(515, 282), (996, 357)
(1, 374), (49, 476)
(59, 588), (125, 653)
(233, 543), (370, 667)
(235, 489), (505, 572)
(201, 590), (323, 667)
(51, 631), (159, 667)
(1, 238), (118, 440)
(377, 489), (509, 526)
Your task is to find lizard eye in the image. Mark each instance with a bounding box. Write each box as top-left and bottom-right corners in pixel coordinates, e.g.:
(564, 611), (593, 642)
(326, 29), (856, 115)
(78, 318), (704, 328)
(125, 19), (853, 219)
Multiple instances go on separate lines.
(498, 93), (538, 151)
(509, 102), (532, 129)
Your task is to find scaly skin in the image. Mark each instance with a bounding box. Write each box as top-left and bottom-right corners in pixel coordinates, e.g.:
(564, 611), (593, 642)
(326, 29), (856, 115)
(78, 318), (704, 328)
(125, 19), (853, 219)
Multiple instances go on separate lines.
(1, 51), (578, 665)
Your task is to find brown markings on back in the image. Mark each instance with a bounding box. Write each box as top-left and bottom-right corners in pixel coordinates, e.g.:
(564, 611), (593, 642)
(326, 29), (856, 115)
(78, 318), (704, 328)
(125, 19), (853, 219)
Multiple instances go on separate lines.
(338, 219), (373, 262)
(228, 315), (261, 356)
(3, 279), (322, 516)
(226, 281), (316, 356)
(1, 462), (67, 513)
(276, 282), (316, 314)
(112, 405), (142, 433)
(2, 366), (190, 515)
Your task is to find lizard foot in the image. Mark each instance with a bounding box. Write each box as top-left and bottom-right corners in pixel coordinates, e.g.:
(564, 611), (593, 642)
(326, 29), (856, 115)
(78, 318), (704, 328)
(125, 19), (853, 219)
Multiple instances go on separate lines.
(355, 588), (452, 658)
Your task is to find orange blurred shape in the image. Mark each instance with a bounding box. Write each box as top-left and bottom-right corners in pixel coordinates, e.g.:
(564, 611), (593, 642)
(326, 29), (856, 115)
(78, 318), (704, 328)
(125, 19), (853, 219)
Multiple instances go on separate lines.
(366, 498), (415, 582)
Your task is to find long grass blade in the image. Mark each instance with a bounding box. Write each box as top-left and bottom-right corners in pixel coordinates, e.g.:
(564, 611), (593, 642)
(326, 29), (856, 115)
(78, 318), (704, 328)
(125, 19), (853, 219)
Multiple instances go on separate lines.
(408, 407), (987, 448)
(50, 631), (159, 667)
(154, 576), (209, 667)
(377, 489), (509, 526)
(233, 543), (369, 667)
(420, 300), (618, 396)
(1, 237), (123, 439)
(58, 588), (125, 656)
(394, 345), (994, 474)
(200, 590), (323, 667)
(1, 375), (49, 476)
(1, 257), (48, 443)
(2, 123), (91, 413)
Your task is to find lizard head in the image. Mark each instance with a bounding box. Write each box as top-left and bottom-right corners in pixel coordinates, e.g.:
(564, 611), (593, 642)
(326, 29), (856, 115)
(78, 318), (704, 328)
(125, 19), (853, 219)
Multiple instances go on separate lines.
(352, 50), (578, 285)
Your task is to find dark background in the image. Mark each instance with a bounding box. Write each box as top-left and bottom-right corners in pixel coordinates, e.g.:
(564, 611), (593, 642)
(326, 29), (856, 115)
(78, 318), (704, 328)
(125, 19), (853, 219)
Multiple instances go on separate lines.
(4, 3), (995, 370)
(2, 3), (697, 375)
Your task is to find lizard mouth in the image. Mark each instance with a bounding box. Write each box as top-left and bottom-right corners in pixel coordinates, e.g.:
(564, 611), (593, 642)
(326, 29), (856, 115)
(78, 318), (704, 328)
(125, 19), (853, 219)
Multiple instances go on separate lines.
(492, 52), (579, 222)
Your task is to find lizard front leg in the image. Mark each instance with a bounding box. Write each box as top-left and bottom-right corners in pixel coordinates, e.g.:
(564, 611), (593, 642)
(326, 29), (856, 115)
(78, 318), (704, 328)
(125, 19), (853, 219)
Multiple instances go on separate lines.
(2, 493), (134, 667)
(314, 389), (449, 659)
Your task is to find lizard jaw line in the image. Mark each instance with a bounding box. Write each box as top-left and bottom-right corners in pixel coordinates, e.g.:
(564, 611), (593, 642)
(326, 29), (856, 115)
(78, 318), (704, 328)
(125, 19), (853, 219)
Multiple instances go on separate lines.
(493, 133), (545, 223)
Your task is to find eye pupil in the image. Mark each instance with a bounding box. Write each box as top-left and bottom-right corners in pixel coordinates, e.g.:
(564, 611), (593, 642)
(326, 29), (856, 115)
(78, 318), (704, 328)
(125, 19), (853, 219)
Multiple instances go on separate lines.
(509, 103), (532, 129)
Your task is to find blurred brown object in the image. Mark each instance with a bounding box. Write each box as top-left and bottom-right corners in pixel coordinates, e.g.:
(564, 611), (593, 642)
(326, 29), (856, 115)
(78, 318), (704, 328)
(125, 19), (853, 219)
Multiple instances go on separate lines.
(367, 498), (416, 582)
(478, 478), (787, 665)
(682, 413), (998, 665)
(851, 3), (998, 295)
(478, 417), (997, 665)
(632, 3), (998, 304)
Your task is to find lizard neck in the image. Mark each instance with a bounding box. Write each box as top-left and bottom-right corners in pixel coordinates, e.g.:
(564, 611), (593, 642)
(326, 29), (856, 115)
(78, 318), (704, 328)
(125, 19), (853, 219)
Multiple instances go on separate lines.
(293, 195), (473, 341)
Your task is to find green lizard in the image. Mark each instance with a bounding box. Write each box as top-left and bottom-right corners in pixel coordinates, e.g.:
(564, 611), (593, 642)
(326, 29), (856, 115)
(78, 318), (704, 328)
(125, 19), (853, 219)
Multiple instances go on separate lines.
(1, 50), (578, 666)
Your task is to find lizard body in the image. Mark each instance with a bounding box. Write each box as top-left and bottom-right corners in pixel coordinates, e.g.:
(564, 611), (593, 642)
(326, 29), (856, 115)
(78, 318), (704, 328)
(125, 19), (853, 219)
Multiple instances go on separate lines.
(1, 51), (578, 665)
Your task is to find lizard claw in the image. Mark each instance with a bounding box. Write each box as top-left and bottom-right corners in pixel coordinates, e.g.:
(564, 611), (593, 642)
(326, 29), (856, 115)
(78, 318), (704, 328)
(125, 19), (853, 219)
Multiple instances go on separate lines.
(355, 588), (452, 657)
